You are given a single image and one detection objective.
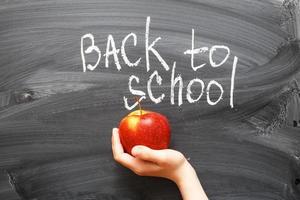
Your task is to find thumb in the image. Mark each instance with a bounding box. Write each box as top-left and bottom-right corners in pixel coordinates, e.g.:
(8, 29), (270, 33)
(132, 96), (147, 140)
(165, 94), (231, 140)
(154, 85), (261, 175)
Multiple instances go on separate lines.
(131, 145), (167, 164)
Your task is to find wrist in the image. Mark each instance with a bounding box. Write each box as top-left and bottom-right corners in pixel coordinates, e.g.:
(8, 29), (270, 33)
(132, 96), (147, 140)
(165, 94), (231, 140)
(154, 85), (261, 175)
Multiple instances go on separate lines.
(172, 161), (209, 200)
(173, 160), (196, 185)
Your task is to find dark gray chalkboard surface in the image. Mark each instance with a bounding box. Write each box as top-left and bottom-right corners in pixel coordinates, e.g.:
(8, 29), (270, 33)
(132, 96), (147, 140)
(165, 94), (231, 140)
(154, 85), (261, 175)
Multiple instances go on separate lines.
(1, 0), (300, 199)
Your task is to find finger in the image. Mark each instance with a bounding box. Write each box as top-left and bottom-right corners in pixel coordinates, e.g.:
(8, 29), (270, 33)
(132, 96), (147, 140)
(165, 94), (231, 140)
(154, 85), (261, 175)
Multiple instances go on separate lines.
(118, 155), (160, 176)
(112, 128), (124, 158)
(111, 129), (137, 169)
(131, 145), (169, 165)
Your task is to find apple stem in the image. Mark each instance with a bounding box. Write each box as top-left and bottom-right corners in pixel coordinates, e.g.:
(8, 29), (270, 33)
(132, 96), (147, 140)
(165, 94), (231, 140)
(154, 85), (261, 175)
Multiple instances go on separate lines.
(135, 96), (142, 116)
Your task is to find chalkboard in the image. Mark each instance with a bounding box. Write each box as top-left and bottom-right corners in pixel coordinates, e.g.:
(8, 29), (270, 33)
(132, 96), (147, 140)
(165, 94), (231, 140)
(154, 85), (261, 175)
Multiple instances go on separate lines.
(1, 0), (300, 200)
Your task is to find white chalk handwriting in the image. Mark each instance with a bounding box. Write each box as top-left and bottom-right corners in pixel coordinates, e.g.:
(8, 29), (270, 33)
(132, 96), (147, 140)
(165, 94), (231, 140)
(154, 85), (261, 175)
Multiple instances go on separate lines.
(81, 16), (238, 110)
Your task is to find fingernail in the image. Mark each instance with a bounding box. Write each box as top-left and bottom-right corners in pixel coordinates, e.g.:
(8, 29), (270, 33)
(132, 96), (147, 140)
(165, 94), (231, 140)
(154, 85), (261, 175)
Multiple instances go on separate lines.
(131, 146), (141, 155)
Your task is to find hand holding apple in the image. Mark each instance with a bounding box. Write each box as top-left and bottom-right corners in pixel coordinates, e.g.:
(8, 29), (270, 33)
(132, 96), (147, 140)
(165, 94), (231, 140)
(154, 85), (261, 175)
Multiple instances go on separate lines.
(113, 99), (209, 199)
(111, 128), (186, 181)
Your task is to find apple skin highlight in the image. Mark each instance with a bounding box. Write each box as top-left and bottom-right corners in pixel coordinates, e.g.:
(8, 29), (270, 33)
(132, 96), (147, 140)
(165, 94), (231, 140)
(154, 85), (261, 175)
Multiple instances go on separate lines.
(118, 110), (171, 154)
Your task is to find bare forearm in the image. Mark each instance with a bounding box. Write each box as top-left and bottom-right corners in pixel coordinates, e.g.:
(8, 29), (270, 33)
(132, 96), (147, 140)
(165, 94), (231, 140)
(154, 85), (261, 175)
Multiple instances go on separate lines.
(174, 161), (209, 200)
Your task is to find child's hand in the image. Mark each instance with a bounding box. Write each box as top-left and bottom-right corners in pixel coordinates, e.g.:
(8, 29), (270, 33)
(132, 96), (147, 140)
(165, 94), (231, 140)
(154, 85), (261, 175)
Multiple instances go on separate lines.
(111, 128), (209, 200)
(111, 128), (188, 182)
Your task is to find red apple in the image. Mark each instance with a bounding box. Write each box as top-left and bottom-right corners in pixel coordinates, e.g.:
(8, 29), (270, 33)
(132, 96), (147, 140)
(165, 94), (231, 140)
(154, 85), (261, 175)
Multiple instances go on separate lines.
(118, 109), (171, 154)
